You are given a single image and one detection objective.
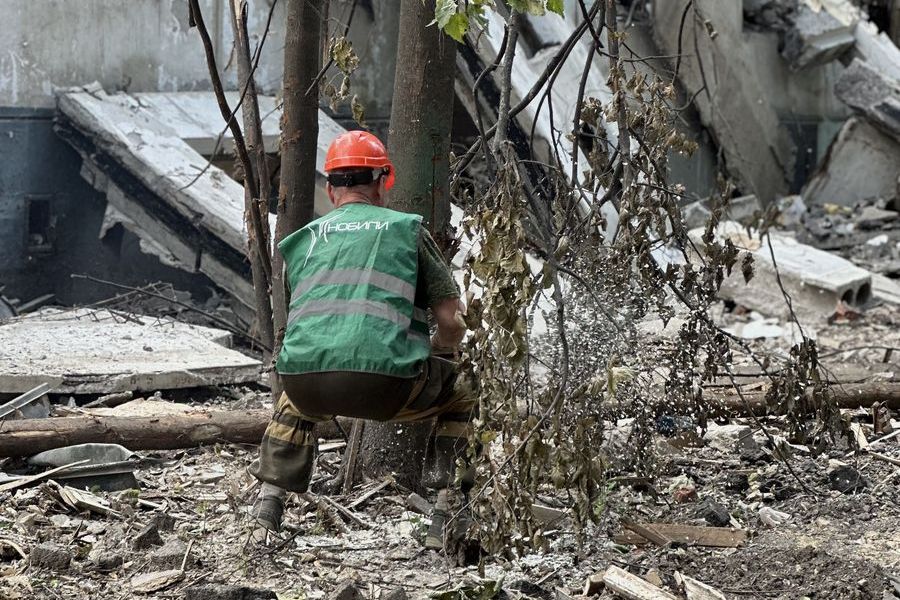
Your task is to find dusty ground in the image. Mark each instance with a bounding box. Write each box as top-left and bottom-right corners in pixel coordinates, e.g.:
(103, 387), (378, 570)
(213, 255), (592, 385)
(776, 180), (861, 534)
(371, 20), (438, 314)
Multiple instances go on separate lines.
(1, 302), (898, 600)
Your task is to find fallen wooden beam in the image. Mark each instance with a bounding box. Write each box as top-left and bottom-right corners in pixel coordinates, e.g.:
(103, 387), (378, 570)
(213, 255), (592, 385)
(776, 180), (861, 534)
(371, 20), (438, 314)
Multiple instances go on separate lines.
(621, 518), (671, 547)
(602, 566), (679, 600)
(613, 524), (747, 548)
(707, 382), (900, 416)
(0, 410), (271, 457)
(675, 572), (727, 600)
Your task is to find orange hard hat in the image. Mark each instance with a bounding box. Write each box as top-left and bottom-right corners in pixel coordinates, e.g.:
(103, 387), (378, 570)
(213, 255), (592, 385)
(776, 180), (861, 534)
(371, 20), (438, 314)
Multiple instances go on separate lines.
(324, 131), (395, 190)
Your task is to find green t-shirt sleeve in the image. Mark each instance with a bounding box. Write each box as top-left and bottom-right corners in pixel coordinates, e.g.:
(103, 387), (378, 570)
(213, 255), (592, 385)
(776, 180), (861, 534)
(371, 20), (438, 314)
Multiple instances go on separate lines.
(417, 226), (460, 307)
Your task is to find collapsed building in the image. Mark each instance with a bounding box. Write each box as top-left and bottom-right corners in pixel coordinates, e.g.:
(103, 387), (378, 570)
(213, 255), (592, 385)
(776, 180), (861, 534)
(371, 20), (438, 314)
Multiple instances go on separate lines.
(0, 0), (898, 328)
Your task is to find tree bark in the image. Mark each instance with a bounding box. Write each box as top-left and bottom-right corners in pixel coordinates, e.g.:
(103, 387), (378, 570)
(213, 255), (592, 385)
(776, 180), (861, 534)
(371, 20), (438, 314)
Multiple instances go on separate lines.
(272, 0), (324, 372)
(357, 0), (459, 492)
(603, 382), (900, 419)
(703, 381), (900, 417)
(229, 0), (275, 358)
(0, 411), (271, 457)
(385, 0), (457, 244)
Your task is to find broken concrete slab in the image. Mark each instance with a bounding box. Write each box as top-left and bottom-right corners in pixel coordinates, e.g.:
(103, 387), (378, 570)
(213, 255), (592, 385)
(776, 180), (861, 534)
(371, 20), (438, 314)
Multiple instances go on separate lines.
(835, 59), (900, 142)
(132, 522), (163, 550)
(856, 206), (900, 229)
(150, 539), (190, 570)
(852, 19), (900, 82)
(872, 273), (900, 306)
(457, 11), (619, 240)
(131, 569), (184, 594)
(703, 423), (759, 454)
(55, 88), (343, 318)
(0, 308), (260, 394)
(689, 221), (872, 320)
(803, 117), (900, 210)
(782, 1), (857, 70)
(329, 580), (364, 600)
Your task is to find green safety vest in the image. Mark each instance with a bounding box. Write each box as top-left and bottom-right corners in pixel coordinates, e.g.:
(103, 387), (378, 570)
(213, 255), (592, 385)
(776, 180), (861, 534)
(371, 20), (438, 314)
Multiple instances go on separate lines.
(276, 202), (431, 377)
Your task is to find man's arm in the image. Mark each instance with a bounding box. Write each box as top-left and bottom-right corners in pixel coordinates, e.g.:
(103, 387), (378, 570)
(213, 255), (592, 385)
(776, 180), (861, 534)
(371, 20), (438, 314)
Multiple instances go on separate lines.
(417, 227), (466, 352)
(431, 297), (466, 351)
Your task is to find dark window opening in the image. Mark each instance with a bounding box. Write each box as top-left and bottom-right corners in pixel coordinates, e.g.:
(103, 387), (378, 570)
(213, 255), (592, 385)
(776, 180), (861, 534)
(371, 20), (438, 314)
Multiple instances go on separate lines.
(26, 195), (55, 253)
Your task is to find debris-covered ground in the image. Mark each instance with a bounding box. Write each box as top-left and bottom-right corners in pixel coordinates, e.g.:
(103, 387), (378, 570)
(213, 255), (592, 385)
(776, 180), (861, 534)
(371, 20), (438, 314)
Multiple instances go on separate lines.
(1, 300), (897, 600)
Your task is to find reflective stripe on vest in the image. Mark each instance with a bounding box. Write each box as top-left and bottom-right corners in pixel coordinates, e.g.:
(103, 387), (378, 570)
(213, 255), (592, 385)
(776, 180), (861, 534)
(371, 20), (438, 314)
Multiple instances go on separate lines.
(291, 268), (415, 305)
(287, 299), (428, 331)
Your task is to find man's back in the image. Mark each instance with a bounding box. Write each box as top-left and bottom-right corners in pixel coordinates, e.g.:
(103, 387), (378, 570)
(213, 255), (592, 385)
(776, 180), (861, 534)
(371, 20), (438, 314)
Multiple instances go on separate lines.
(277, 202), (431, 379)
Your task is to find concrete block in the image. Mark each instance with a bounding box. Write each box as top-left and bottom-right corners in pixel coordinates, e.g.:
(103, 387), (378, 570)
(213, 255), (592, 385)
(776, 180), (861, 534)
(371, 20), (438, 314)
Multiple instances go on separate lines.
(688, 221), (872, 320)
(803, 117), (900, 209)
(852, 20), (900, 82)
(132, 522), (163, 550)
(681, 195), (761, 230)
(703, 423), (758, 454)
(782, 2), (856, 70)
(835, 59), (900, 142)
(150, 539), (190, 570)
(329, 580), (364, 600)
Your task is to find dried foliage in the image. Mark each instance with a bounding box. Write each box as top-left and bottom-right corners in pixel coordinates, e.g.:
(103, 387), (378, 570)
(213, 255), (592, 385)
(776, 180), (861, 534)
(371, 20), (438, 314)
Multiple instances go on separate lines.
(448, 1), (840, 556)
(322, 36), (365, 126)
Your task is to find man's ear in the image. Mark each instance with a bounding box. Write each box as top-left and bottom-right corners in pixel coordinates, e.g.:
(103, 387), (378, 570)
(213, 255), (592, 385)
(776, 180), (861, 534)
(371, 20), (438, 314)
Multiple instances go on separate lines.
(375, 178), (388, 206)
(326, 183), (336, 205)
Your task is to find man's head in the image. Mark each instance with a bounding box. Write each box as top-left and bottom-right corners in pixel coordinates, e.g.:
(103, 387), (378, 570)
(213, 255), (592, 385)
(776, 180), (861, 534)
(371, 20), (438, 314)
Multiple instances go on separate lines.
(324, 131), (395, 208)
(326, 167), (389, 207)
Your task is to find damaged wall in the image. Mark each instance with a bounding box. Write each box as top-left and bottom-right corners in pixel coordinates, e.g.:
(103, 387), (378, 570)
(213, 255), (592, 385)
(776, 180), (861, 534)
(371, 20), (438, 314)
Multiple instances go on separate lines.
(0, 109), (212, 306)
(0, 0), (403, 308)
(0, 0), (285, 108)
(652, 0), (851, 201)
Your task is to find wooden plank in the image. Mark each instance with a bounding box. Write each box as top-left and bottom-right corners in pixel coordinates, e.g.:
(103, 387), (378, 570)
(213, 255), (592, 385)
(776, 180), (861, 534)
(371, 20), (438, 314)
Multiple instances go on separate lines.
(675, 573), (727, 600)
(602, 566), (679, 600)
(621, 518), (671, 547)
(0, 459), (90, 493)
(342, 420), (364, 495)
(613, 524), (748, 548)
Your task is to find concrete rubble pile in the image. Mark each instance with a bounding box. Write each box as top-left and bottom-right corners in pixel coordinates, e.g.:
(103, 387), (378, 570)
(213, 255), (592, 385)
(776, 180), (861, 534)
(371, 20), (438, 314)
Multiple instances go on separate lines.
(651, 0), (900, 324)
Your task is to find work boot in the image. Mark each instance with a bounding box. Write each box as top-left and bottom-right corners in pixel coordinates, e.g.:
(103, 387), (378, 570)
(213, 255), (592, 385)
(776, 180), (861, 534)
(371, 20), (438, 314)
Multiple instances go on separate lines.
(251, 483), (287, 532)
(424, 489), (450, 550)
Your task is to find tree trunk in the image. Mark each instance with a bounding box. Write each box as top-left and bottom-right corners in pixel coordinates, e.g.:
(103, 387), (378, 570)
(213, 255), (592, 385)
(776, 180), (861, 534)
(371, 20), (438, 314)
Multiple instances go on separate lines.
(0, 411), (271, 457)
(703, 382), (900, 417)
(357, 0), (458, 492)
(385, 0), (457, 244)
(272, 0), (324, 372)
(604, 382), (900, 418)
(229, 0), (275, 359)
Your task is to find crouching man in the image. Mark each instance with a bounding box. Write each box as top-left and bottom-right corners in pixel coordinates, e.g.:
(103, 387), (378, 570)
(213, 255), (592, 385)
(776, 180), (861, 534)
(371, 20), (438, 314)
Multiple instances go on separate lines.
(250, 131), (473, 538)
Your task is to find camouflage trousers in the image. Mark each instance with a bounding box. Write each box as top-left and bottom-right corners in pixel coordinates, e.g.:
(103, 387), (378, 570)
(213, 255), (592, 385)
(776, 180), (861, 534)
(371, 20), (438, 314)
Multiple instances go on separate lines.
(250, 355), (474, 493)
